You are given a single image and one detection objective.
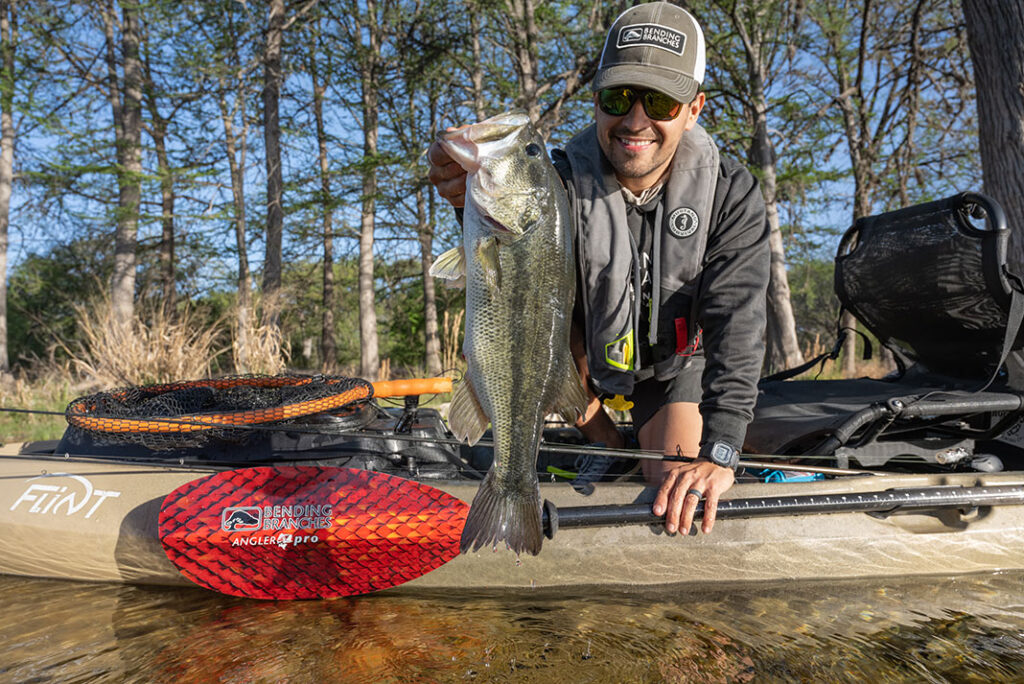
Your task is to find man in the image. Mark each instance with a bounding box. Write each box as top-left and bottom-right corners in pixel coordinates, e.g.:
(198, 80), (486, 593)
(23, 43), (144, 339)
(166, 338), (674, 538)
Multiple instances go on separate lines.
(428, 2), (769, 535)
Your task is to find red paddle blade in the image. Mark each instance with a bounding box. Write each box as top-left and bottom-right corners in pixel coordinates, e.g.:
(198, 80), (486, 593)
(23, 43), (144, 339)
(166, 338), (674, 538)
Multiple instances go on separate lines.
(159, 467), (468, 600)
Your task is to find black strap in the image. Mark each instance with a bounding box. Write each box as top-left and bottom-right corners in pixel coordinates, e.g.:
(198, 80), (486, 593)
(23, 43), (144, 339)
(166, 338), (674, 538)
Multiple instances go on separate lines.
(977, 268), (1024, 392)
(760, 330), (845, 384)
(760, 323), (874, 385)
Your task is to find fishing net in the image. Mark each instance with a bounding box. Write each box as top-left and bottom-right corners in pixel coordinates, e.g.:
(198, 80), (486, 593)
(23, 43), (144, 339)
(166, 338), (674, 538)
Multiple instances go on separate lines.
(65, 374), (375, 450)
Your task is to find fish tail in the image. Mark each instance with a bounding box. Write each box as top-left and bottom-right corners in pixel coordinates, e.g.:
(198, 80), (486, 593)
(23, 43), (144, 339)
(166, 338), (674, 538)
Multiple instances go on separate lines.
(459, 474), (544, 556)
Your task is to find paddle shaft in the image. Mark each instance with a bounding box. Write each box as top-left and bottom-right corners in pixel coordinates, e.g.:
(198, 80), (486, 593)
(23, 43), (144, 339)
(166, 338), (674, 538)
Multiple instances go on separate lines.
(543, 484), (1024, 535)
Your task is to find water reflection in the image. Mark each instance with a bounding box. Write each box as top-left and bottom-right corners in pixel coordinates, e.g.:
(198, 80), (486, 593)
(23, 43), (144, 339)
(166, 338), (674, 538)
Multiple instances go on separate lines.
(2, 572), (1024, 682)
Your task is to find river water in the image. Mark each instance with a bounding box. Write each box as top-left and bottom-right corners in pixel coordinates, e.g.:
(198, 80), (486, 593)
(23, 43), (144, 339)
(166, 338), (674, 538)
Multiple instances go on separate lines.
(3, 572), (1024, 683)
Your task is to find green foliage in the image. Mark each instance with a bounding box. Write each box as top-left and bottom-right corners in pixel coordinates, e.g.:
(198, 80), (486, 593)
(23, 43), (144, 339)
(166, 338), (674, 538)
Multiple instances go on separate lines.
(787, 255), (841, 356)
(0, 0), (990, 386)
(7, 238), (108, 366)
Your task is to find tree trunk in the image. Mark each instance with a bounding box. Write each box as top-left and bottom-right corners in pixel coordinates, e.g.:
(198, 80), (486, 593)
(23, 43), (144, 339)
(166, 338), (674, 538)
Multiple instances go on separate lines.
(310, 45), (337, 371)
(220, 80), (251, 373)
(0, 0), (13, 373)
(505, 0), (541, 122)
(418, 185), (442, 376)
(262, 0), (285, 322)
(146, 103), (175, 310)
(739, 17), (804, 373)
(102, 0), (143, 327)
(469, 12), (487, 121)
(421, 95), (442, 376)
(963, 0), (1024, 269)
(358, 0), (380, 381)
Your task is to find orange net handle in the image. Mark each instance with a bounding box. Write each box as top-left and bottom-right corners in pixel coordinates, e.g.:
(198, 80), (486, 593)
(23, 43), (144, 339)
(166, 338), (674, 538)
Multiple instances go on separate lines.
(372, 377), (452, 398)
(65, 376), (454, 436)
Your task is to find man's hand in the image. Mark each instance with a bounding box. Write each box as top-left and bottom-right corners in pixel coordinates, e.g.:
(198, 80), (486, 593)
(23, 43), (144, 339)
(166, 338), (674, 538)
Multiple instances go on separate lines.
(427, 129), (468, 208)
(651, 459), (735, 535)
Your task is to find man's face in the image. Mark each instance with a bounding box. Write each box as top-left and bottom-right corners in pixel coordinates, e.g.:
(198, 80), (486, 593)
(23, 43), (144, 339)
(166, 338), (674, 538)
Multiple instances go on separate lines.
(594, 89), (705, 194)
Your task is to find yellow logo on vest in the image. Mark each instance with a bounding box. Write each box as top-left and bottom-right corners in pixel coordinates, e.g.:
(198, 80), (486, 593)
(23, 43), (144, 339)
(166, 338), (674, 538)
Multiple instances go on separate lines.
(604, 331), (634, 370)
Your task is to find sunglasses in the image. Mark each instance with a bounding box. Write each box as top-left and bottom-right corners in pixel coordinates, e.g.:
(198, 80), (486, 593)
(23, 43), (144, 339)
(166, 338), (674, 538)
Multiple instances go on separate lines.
(597, 87), (684, 121)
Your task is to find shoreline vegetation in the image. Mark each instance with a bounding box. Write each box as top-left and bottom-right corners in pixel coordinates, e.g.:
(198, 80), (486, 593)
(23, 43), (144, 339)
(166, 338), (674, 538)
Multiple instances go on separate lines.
(0, 300), (886, 445)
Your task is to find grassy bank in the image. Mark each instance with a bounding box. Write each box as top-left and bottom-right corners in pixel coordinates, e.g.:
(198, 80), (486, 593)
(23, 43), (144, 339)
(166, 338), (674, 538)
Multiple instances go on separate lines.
(0, 378), (74, 443)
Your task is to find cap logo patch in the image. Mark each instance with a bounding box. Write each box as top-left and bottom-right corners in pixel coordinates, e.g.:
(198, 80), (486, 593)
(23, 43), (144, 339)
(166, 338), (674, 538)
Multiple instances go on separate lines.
(668, 207), (699, 238)
(616, 23), (686, 56)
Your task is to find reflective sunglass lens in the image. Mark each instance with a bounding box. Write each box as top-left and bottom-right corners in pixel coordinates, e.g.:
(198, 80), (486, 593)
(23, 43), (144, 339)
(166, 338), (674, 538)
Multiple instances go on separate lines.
(598, 88), (683, 120)
(642, 91), (682, 120)
(598, 89), (634, 116)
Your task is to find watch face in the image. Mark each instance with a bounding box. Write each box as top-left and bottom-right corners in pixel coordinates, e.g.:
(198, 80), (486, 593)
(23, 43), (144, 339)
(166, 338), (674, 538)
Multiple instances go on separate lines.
(711, 443), (738, 468)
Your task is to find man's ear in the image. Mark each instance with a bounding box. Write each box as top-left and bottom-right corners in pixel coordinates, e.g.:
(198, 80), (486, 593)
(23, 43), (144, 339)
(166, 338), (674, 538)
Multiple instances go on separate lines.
(683, 92), (706, 131)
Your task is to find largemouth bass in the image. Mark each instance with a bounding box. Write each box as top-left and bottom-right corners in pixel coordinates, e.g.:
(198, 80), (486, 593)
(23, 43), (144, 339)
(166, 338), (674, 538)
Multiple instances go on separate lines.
(430, 111), (587, 555)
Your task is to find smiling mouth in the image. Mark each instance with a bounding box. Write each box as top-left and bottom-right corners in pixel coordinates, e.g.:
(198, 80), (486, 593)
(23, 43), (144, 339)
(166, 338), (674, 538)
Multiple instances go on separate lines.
(616, 136), (656, 149)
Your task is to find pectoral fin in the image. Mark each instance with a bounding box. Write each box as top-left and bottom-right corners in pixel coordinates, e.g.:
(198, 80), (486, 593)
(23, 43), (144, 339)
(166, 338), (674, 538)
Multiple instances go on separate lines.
(448, 376), (490, 446)
(430, 246), (467, 288)
(477, 236), (501, 295)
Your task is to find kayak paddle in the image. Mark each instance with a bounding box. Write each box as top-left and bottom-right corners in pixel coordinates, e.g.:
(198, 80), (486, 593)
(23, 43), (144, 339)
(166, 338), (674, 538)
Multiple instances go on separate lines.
(159, 466), (1024, 600)
(159, 466), (467, 600)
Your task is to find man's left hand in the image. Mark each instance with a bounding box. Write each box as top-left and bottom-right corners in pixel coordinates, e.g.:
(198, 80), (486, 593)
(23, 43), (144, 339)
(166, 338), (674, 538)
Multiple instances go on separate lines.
(651, 459), (735, 535)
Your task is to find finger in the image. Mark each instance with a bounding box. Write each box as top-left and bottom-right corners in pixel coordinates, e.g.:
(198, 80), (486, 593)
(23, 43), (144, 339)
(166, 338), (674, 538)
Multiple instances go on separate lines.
(427, 158), (465, 184)
(651, 469), (678, 517)
(437, 179), (466, 208)
(426, 140), (453, 167)
(701, 489), (720, 534)
(664, 476), (695, 535)
(679, 483), (702, 534)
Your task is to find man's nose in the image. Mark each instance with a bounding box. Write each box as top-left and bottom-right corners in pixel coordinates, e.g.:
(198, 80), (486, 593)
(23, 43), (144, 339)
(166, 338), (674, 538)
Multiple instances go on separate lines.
(622, 98), (653, 129)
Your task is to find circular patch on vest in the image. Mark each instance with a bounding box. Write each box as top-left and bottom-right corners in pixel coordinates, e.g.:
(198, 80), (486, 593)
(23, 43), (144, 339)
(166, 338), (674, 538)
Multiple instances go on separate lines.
(668, 207), (699, 238)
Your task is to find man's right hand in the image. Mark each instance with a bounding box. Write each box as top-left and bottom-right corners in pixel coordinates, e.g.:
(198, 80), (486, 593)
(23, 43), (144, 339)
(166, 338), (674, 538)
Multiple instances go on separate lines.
(427, 132), (468, 208)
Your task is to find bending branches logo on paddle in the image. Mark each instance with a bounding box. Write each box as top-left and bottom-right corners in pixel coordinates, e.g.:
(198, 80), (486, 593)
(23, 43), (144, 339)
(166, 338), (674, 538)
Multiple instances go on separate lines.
(220, 503), (334, 549)
(221, 506), (263, 531)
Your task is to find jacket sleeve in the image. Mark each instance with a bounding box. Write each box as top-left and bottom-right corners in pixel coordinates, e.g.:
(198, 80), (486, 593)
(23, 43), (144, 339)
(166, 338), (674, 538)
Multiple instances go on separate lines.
(696, 159), (770, 449)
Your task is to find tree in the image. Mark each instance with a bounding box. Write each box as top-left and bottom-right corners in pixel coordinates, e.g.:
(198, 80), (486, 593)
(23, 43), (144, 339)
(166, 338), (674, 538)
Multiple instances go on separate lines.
(102, 0), (144, 327)
(0, 0), (15, 374)
(354, 0), (384, 380)
(306, 19), (340, 371)
(261, 0), (284, 325)
(805, 0), (975, 375)
(963, 0), (1024, 268)
(698, 0), (807, 372)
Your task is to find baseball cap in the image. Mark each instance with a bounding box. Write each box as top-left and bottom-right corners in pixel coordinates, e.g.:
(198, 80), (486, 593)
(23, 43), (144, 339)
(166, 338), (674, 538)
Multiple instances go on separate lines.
(593, 2), (706, 104)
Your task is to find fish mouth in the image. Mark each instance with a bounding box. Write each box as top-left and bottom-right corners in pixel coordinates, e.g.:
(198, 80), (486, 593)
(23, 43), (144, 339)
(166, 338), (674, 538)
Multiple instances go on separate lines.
(439, 111), (531, 173)
(481, 213), (514, 234)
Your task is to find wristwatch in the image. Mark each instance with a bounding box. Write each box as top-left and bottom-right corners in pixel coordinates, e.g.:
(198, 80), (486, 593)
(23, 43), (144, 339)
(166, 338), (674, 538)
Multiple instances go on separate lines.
(699, 441), (740, 470)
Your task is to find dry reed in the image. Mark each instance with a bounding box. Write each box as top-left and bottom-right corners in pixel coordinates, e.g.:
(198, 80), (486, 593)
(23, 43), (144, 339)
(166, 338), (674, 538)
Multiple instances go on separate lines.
(233, 296), (291, 376)
(441, 309), (465, 374)
(62, 296), (228, 388)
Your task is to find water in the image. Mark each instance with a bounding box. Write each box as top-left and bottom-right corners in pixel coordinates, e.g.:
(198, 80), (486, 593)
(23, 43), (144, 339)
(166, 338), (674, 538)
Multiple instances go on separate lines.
(3, 573), (1024, 683)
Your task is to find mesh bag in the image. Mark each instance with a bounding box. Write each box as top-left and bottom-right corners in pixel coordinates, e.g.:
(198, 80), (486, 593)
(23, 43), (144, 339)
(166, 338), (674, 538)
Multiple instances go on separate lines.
(835, 192), (1018, 379)
(65, 374), (375, 450)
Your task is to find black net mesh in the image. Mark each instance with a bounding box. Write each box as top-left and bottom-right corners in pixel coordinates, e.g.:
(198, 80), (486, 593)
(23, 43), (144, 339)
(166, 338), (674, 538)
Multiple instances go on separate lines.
(64, 374), (375, 450)
(836, 196), (1010, 378)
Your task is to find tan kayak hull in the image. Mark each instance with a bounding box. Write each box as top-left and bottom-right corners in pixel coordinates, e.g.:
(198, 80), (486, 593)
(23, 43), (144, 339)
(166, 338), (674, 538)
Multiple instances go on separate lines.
(3, 443), (1024, 593)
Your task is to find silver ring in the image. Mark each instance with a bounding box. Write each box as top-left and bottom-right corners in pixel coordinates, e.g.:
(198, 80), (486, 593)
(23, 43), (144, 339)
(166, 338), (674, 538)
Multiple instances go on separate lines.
(686, 488), (703, 499)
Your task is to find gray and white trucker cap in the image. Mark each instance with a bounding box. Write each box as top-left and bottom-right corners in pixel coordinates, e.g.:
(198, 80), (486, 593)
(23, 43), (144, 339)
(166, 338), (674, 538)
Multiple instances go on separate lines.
(593, 2), (706, 104)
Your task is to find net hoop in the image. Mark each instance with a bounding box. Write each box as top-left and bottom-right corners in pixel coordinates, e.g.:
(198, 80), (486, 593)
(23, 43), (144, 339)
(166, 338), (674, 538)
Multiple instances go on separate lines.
(65, 375), (452, 438)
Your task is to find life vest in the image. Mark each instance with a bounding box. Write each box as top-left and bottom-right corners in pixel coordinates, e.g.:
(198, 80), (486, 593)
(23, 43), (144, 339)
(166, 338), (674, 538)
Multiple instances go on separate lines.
(559, 123), (720, 395)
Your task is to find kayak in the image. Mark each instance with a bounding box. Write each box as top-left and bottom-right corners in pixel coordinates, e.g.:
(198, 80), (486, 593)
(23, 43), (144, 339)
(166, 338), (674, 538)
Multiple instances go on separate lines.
(4, 402), (1024, 598)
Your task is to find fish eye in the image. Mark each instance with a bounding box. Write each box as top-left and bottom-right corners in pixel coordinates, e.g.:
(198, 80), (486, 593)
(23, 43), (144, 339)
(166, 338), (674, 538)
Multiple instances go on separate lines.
(525, 143), (542, 157)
